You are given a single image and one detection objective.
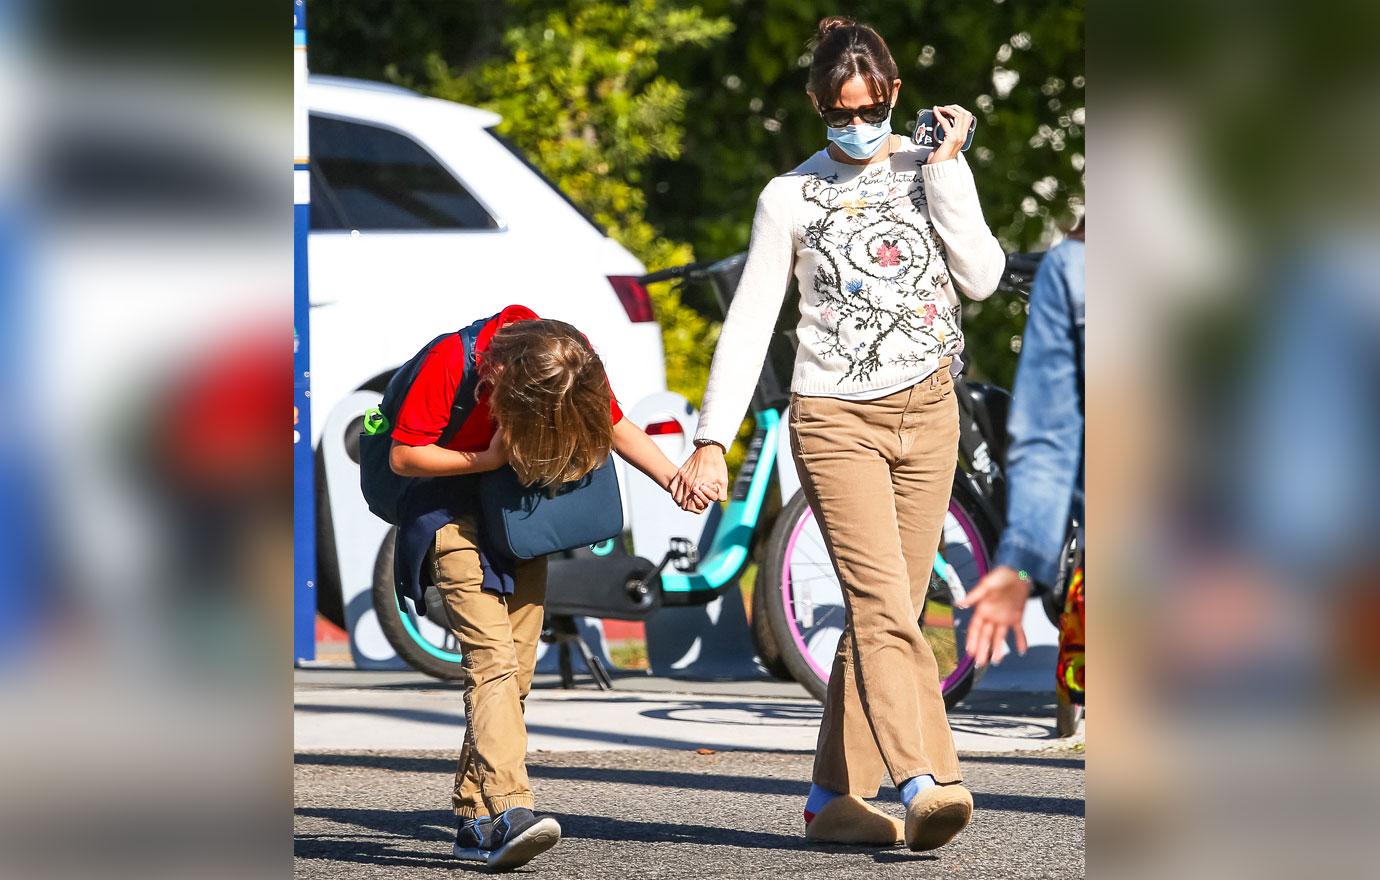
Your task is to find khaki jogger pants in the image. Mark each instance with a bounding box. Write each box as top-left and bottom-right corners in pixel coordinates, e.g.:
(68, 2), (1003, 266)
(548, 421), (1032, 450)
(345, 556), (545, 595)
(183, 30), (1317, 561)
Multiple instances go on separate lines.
(428, 514), (548, 819)
(788, 362), (963, 794)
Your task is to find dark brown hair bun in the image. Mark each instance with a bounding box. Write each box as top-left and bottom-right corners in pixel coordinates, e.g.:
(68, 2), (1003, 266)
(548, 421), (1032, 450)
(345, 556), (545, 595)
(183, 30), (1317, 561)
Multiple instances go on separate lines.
(816, 16), (855, 39)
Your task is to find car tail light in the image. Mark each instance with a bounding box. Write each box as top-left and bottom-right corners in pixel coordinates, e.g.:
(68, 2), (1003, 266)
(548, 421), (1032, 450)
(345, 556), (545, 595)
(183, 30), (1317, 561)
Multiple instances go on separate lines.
(644, 419), (682, 436)
(607, 275), (655, 323)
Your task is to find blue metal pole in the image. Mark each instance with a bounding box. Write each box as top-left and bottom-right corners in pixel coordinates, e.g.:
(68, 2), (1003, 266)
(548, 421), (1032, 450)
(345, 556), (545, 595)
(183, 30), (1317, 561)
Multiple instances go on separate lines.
(293, 0), (316, 664)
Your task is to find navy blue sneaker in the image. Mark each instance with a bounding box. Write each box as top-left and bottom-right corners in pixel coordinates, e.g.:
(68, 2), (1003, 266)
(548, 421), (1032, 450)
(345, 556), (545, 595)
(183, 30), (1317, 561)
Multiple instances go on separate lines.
(485, 807), (561, 871)
(452, 816), (494, 862)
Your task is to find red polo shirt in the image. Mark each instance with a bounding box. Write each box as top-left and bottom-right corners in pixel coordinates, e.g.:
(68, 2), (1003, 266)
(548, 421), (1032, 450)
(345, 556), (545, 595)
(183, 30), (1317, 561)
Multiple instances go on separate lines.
(390, 304), (624, 452)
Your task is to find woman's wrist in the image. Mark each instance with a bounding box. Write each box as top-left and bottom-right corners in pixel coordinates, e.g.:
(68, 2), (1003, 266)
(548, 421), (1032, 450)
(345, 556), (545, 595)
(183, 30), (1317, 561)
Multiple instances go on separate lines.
(694, 438), (727, 456)
(921, 152), (964, 176)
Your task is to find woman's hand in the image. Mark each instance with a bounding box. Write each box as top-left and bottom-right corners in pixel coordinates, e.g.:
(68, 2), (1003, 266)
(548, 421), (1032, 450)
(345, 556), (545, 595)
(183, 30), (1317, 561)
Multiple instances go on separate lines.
(925, 104), (973, 166)
(669, 445), (729, 512)
(957, 565), (1031, 666)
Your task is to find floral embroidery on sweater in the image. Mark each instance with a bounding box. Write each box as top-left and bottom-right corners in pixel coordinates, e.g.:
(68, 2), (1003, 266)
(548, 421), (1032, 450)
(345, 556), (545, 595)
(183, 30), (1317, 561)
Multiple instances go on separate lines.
(799, 166), (961, 383)
(690, 147), (1004, 448)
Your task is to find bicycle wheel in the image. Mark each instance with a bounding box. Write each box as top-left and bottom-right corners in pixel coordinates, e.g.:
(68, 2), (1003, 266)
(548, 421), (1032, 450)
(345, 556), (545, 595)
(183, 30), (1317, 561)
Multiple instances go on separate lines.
(761, 482), (993, 708)
(370, 529), (467, 681)
(750, 575), (794, 681)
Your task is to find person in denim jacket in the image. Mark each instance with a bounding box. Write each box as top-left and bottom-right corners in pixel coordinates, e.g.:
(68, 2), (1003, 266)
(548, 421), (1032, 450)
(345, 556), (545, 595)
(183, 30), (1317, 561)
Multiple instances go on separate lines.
(961, 221), (1084, 665)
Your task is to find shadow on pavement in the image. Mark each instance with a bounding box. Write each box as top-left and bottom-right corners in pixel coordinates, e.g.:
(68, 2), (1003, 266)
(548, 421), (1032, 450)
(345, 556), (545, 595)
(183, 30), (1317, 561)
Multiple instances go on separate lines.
(552, 812), (813, 851)
(951, 689), (1059, 717)
(297, 752), (454, 773)
(295, 838), (482, 873)
(295, 754), (1083, 817)
(295, 807), (482, 873)
(960, 754), (1085, 770)
(297, 804), (814, 858)
(294, 700), (815, 751)
(947, 714), (1057, 739)
(637, 700), (821, 726)
(975, 792), (1084, 818)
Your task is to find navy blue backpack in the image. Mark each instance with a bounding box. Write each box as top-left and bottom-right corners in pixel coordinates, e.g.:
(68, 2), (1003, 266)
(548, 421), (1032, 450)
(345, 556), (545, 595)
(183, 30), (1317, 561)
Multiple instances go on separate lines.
(358, 313), (494, 526)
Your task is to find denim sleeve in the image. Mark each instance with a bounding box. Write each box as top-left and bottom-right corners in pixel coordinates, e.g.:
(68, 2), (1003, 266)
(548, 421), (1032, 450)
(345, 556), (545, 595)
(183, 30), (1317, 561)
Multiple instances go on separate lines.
(994, 245), (1084, 590)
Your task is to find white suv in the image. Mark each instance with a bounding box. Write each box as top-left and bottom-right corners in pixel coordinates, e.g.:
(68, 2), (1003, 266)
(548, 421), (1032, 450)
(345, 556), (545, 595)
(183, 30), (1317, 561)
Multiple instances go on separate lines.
(307, 75), (665, 421)
(307, 77), (685, 656)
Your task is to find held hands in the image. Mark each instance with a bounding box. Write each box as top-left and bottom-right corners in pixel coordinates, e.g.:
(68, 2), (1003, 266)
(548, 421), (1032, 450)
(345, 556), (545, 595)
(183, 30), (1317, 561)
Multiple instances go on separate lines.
(956, 565), (1031, 667)
(925, 104), (973, 166)
(669, 444), (729, 513)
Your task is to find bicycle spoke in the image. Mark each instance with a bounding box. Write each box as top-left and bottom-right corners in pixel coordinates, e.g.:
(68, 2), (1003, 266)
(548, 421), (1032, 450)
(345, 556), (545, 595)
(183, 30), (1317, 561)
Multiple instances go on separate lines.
(808, 606), (843, 628)
(793, 603), (843, 635)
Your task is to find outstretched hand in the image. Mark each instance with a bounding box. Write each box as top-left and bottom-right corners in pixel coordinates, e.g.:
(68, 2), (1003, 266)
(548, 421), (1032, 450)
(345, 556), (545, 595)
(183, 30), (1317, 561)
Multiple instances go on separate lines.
(669, 445), (729, 513)
(957, 565), (1030, 667)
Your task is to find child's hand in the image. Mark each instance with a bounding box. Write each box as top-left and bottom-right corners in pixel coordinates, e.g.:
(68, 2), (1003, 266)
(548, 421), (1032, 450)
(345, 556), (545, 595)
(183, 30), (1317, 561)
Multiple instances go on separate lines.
(682, 482), (716, 514)
(481, 429), (508, 471)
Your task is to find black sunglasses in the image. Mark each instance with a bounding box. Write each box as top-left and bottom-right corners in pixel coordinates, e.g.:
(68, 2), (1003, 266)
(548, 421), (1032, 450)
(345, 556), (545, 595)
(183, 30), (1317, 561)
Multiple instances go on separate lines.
(818, 99), (891, 129)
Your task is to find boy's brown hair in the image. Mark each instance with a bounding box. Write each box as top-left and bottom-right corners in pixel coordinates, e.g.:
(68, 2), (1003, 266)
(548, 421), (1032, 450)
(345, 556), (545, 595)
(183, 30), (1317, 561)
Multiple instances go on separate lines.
(479, 319), (614, 487)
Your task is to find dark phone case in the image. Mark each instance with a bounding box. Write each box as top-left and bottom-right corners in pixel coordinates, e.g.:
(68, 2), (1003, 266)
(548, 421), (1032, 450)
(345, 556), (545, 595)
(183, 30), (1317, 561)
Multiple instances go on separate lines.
(912, 109), (976, 151)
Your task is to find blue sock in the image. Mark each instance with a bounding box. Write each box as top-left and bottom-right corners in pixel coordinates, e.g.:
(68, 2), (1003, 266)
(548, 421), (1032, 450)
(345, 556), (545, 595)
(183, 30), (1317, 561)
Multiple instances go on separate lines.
(900, 774), (937, 807)
(804, 783), (842, 820)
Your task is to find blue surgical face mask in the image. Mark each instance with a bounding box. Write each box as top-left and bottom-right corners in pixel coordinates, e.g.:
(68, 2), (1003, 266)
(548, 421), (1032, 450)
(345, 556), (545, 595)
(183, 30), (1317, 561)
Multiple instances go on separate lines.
(826, 112), (894, 159)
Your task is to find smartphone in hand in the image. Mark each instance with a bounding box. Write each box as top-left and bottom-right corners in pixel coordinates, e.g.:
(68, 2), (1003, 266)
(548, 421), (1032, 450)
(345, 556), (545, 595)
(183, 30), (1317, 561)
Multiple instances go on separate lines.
(912, 108), (976, 151)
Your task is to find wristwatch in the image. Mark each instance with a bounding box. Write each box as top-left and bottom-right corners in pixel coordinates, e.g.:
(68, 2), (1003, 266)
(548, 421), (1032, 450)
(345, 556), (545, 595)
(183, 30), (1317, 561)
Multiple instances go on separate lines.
(693, 438), (727, 453)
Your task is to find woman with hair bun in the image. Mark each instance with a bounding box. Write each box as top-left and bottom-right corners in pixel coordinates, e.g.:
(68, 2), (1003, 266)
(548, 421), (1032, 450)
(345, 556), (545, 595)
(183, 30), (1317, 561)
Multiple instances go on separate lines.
(672, 15), (1005, 852)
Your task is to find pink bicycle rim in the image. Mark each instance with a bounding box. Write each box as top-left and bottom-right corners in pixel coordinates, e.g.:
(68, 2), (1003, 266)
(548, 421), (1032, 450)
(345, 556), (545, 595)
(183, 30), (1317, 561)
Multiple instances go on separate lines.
(781, 499), (990, 689)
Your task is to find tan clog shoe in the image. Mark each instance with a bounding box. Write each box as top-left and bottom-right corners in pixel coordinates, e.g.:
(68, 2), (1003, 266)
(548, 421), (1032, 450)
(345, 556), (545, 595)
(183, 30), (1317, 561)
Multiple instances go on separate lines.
(903, 784), (974, 851)
(805, 795), (904, 846)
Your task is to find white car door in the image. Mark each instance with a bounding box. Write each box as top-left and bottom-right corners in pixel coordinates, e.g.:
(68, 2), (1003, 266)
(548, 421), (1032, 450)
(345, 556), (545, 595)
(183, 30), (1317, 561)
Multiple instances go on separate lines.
(306, 111), (527, 420)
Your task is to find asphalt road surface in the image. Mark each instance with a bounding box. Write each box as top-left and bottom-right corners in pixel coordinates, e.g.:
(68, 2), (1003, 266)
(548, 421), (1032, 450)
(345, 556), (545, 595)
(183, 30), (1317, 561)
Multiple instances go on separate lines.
(295, 747), (1084, 879)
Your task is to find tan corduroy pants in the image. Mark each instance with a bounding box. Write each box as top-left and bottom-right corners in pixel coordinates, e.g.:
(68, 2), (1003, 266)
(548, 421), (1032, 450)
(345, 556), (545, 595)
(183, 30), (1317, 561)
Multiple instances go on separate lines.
(788, 362), (963, 794)
(428, 514), (548, 818)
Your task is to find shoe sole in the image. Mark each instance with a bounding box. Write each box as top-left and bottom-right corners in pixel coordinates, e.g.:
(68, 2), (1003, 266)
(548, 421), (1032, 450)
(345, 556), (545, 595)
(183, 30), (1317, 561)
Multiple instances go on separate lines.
(485, 818), (561, 872)
(804, 830), (903, 847)
(452, 845), (489, 862)
(906, 800), (972, 852)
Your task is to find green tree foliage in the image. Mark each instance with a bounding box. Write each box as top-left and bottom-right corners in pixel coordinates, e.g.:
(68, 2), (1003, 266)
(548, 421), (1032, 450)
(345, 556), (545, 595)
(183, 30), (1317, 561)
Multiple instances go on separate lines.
(417, 1), (733, 410)
(652, 0), (1085, 385)
(309, 1), (506, 85)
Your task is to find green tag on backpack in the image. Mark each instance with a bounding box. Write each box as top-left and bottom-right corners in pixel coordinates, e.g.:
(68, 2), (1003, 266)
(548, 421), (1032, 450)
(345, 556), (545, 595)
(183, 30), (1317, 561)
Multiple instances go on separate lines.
(363, 407), (389, 435)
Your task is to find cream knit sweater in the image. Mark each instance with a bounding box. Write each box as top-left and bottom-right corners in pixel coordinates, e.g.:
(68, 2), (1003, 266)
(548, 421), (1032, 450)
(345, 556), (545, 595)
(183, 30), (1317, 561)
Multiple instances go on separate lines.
(694, 145), (1006, 448)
